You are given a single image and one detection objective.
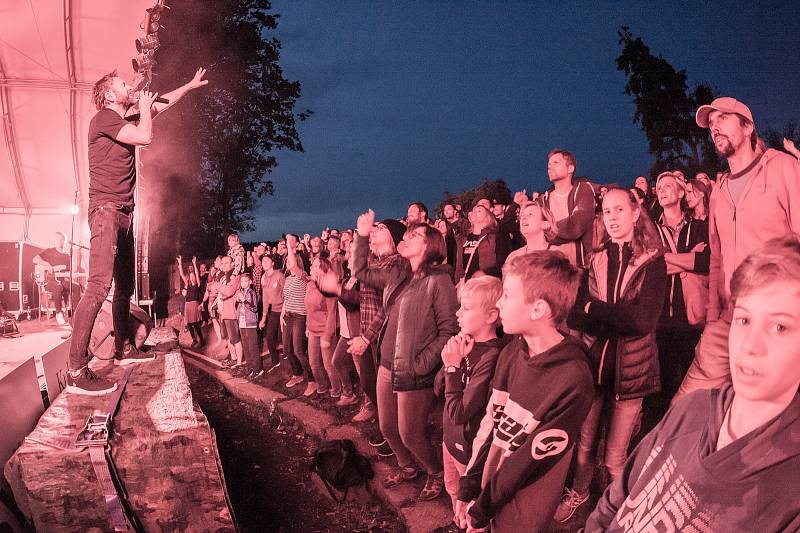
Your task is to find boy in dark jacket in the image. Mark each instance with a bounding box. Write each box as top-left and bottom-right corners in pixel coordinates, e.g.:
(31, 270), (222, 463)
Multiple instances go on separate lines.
(236, 273), (261, 379)
(439, 276), (504, 531)
(456, 251), (593, 532)
(587, 234), (800, 532)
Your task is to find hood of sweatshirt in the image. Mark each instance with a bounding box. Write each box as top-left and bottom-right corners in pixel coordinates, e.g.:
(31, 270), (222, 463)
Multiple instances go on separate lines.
(515, 334), (591, 370)
(697, 384), (800, 482)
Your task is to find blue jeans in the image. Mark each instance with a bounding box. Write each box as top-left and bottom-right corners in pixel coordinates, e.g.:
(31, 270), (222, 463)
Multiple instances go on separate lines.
(573, 390), (643, 491)
(68, 204), (135, 370)
(282, 312), (310, 379)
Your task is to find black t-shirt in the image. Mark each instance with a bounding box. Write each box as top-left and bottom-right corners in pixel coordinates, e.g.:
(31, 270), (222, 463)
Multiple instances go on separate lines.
(39, 248), (70, 271)
(462, 233), (482, 278)
(87, 108), (138, 211)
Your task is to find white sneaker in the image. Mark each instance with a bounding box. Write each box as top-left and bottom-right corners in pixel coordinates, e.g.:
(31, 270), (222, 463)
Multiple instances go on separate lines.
(285, 375), (304, 388)
(55, 312), (66, 326)
(352, 402), (377, 422)
(302, 381), (318, 397)
(554, 487), (590, 522)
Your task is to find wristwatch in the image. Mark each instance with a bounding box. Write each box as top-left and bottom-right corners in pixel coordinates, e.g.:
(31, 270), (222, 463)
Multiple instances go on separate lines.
(444, 365), (459, 374)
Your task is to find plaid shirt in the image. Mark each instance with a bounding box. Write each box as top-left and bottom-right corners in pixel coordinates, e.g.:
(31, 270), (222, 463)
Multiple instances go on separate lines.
(360, 253), (405, 343)
(251, 253), (264, 296)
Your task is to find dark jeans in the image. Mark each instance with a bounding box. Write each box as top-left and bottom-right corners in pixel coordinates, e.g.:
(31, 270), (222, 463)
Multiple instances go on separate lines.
(240, 327), (261, 372)
(263, 310), (281, 364)
(282, 312), (310, 379)
(68, 204), (134, 371)
(332, 337), (377, 404)
(44, 277), (81, 313)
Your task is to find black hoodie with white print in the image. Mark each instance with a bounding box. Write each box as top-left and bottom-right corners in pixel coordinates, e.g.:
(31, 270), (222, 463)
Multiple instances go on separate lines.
(458, 335), (593, 529)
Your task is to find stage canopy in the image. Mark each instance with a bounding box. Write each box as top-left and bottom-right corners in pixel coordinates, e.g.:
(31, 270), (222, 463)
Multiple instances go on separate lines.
(0, 1), (154, 247)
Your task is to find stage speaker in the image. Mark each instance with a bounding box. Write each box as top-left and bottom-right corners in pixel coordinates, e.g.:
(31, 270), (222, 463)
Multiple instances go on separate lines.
(88, 299), (153, 360)
(0, 241), (43, 317)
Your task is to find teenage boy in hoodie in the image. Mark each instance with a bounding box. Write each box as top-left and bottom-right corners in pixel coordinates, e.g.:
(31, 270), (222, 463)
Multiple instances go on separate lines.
(587, 233), (800, 532)
(456, 251), (593, 532)
(675, 97), (800, 402)
(438, 276), (504, 531)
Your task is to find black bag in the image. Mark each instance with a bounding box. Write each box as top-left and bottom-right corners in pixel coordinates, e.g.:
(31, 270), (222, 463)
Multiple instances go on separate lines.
(310, 439), (373, 502)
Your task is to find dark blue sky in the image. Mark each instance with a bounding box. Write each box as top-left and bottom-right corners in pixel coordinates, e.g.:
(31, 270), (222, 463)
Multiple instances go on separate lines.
(243, 1), (800, 241)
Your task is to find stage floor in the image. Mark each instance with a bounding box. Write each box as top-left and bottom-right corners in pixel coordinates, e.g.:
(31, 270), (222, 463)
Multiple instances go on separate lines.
(0, 317), (71, 386)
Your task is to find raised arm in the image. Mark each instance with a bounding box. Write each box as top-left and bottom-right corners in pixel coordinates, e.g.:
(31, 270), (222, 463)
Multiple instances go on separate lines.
(176, 255), (188, 286)
(152, 68), (208, 115)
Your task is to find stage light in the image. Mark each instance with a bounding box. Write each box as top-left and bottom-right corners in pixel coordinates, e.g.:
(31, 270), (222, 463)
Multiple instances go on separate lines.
(132, 54), (154, 73)
(135, 33), (160, 53)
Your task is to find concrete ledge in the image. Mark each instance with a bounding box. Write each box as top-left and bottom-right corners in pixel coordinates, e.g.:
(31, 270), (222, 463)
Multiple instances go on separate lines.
(183, 350), (452, 533)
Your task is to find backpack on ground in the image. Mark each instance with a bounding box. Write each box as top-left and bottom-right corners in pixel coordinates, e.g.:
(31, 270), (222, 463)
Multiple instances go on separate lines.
(310, 439), (373, 502)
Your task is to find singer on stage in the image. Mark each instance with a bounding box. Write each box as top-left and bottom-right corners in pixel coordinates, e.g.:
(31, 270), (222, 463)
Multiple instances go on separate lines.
(66, 67), (208, 395)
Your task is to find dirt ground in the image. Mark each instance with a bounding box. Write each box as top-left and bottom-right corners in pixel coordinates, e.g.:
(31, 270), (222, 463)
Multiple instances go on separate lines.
(186, 364), (406, 533)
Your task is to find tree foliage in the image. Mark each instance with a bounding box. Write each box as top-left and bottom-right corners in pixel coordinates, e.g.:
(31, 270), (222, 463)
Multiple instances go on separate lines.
(616, 26), (722, 178)
(434, 179), (512, 219)
(762, 121), (800, 151)
(145, 0), (309, 255)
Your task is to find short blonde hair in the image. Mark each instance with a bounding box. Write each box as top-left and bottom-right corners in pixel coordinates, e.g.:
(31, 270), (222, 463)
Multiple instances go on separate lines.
(460, 276), (502, 324)
(731, 233), (800, 302)
(502, 250), (581, 324)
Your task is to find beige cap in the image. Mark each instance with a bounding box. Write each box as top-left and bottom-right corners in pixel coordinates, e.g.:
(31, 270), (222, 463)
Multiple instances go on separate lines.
(696, 97), (753, 128)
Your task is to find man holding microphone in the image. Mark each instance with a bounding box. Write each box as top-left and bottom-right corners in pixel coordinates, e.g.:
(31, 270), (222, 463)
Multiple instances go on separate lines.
(66, 68), (208, 395)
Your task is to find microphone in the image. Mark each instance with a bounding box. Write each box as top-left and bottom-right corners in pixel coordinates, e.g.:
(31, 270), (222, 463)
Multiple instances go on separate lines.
(132, 91), (169, 105)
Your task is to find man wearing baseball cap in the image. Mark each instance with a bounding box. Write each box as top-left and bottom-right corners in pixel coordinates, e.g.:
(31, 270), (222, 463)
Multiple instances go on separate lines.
(673, 97), (800, 403)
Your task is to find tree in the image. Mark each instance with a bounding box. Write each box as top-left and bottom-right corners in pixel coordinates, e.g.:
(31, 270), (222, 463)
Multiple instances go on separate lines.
(762, 121), (800, 152)
(145, 0), (310, 255)
(434, 179), (512, 219)
(616, 27), (722, 178)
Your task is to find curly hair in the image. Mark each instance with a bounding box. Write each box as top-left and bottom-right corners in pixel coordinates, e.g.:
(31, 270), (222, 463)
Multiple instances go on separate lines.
(92, 70), (118, 110)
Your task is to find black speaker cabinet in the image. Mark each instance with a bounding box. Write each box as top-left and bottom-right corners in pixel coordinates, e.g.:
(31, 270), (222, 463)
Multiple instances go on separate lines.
(0, 241), (43, 317)
(88, 299), (154, 359)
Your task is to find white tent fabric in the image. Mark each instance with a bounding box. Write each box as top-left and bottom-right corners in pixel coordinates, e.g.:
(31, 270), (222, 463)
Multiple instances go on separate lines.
(0, 1), (153, 247)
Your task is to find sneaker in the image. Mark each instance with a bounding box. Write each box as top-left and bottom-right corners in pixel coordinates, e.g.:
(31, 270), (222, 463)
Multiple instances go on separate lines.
(65, 367), (117, 396)
(382, 466), (418, 488)
(336, 394), (359, 407)
(266, 361), (281, 373)
(221, 358), (236, 368)
(248, 369), (264, 381)
(419, 472), (444, 501)
(303, 382), (318, 397)
(376, 442), (395, 457)
(352, 402), (376, 422)
(114, 344), (155, 366)
(55, 312), (66, 326)
(554, 487), (590, 523)
(285, 375), (304, 388)
(368, 435), (387, 447)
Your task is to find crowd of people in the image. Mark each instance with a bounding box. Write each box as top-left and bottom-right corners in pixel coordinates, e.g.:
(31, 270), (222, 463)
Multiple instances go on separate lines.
(177, 97), (800, 532)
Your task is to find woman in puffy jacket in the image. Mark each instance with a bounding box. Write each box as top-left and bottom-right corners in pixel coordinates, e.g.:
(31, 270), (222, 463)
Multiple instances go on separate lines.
(352, 209), (458, 503)
(556, 187), (667, 522)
